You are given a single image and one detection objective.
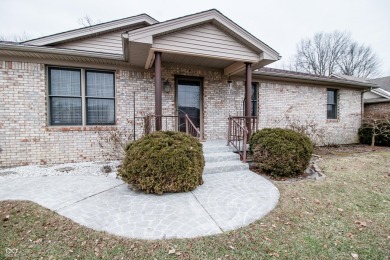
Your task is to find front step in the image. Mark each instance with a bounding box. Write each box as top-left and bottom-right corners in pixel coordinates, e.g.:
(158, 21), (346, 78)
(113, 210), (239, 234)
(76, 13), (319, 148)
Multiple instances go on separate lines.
(203, 160), (249, 174)
(202, 140), (249, 175)
(202, 144), (234, 153)
(204, 152), (240, 163)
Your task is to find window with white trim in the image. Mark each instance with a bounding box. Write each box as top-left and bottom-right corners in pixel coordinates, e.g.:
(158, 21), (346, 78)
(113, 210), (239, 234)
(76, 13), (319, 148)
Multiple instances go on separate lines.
(48, 67), (115, 126)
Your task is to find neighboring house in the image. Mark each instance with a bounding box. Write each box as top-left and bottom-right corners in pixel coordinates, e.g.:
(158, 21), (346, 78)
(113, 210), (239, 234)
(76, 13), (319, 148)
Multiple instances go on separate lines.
(0, 9), (374, 167)
(332, 74), (390, 114)
(365, 76), (390, 113)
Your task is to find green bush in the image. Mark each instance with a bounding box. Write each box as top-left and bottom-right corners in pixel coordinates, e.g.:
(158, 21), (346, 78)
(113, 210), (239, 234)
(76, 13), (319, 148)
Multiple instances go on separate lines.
(249, 128), (313, 178)
(119, 131), (204, 194)
(358, 126), (390, 146)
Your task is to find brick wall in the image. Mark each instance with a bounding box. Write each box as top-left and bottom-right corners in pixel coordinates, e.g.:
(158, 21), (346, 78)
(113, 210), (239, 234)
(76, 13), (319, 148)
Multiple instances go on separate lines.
(258, 81), (362, 145)
(364, 102), (390, 114)
(0, 60), (363, 166)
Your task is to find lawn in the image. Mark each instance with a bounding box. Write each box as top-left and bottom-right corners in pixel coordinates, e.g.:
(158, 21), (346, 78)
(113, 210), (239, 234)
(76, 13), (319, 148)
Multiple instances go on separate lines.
(1, 147), (389, 259)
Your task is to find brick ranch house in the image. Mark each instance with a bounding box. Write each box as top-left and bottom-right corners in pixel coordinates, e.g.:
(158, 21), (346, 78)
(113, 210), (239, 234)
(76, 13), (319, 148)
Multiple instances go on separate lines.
(0, 9), (375, 167)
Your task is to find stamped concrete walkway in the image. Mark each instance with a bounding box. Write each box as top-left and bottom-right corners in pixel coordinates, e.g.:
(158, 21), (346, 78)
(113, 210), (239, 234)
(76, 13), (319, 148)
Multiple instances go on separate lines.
(0, 170), (279, 239)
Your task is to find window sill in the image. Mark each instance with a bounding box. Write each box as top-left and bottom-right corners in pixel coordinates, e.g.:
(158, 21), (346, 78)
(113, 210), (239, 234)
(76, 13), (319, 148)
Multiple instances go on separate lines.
(45, 125), (117, 132)
(326, 119), (340, 123)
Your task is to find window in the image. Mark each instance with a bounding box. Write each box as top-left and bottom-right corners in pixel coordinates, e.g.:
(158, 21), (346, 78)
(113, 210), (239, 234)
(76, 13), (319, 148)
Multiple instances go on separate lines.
(49, 68), (82, 125)
(327, 89), (338, 119)
(86, 71), (115, 125)
(48, 67), (115, 126)
(243, 82), (259, 116)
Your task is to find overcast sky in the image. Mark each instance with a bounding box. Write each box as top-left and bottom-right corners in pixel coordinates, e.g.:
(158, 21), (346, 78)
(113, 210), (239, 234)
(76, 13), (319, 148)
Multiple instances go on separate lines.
(1, 0), (389, 76)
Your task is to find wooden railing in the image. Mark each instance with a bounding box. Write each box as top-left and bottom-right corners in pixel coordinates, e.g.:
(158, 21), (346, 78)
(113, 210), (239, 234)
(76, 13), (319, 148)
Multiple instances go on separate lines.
(185, 114), (202, 140)
(140, 114), (202, 141)
(227, 116), (258, 162)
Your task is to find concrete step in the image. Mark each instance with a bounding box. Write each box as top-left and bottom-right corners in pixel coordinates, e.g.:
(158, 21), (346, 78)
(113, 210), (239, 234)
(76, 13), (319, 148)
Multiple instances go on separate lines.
(203, 160), (249, 174)
(202, 144), (234, 153)
(204, 151), (240, 163)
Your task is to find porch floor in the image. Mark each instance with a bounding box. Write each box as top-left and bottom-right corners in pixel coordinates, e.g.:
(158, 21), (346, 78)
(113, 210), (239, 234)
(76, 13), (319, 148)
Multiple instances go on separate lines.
(0, 141), (279, 239)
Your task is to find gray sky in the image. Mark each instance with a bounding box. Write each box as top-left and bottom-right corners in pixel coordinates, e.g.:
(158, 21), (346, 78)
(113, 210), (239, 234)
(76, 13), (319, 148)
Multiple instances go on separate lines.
(1, 0), (389, 76)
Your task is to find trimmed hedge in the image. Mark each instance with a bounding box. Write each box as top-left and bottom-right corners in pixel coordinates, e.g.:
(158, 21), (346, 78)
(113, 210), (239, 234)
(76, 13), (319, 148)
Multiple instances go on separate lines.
(119, 131), (204, 194)
(249, 128), (313, 178)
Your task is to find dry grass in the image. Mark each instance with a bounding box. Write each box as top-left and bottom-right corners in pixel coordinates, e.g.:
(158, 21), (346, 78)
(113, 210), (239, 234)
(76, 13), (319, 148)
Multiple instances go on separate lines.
(1, 148), (389, 259)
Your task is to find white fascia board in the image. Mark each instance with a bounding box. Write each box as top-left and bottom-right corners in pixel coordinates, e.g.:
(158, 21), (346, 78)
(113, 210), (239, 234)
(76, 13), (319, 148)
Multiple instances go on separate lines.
(128, 10), (280, 61)
(25, 15), (158, 46)
(372, 88), (390, 99)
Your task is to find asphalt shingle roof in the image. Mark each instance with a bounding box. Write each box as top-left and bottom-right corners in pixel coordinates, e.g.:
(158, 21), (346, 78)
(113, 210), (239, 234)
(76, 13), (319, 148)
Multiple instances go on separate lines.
(369, 76), (390, 92)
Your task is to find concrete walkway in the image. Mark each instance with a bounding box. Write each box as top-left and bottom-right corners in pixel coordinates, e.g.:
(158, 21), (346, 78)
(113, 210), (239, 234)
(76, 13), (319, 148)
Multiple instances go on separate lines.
(0, 170), (279, 239)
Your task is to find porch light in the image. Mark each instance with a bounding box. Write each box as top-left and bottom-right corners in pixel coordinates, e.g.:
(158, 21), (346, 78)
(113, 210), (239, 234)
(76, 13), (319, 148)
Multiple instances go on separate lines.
(163, 79), (171, 93)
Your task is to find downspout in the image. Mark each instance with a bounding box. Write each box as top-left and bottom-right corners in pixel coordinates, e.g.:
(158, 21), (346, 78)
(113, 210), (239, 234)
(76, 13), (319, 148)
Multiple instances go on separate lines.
(361, 87), (372, 117)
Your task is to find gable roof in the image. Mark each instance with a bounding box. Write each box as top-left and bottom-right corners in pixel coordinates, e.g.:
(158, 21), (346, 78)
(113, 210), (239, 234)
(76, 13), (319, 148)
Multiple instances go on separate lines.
(127, 9), (280, 61)
(24, 14), (158, 46)
(1, 9), (280, 74)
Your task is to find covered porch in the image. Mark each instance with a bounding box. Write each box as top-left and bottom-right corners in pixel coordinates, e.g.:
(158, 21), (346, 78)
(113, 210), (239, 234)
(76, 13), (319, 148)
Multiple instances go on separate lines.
(125, 10), (280, 155)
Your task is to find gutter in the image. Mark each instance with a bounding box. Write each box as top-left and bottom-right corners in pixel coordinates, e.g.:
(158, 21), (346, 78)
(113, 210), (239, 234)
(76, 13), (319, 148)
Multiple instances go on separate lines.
(0, 43), (125, 61)
(253, 71), (377, 89)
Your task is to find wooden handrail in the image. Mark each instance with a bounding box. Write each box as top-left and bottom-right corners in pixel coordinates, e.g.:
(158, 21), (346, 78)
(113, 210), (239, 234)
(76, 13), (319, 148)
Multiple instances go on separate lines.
(185, 114), (202, 141)
(227, 115), (258, 162)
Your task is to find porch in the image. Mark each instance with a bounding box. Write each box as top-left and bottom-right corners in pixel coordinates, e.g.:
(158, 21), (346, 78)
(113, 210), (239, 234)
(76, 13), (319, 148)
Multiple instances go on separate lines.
(124, 10), (280, 160)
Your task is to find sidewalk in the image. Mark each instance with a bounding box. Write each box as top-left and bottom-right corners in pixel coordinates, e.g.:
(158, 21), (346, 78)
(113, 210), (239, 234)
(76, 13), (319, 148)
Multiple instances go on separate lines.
(0, 166), (279, 239)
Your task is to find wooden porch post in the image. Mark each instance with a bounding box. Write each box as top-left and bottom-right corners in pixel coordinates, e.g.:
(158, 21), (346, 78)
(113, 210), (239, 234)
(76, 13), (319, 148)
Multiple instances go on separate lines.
(155, 52), (162, 131)
(245, 62), (252, 139)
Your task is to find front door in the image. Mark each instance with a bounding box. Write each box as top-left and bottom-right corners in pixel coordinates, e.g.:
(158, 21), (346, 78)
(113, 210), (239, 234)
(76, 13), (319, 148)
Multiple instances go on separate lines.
(176, 78), (202, 134)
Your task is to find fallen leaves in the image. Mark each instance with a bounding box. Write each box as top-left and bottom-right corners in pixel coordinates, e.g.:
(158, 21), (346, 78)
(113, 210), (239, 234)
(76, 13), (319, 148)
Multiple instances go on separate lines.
(354, 221), (367, 228)
(351, 253), (359, 259)
(3, 214), (9, 221)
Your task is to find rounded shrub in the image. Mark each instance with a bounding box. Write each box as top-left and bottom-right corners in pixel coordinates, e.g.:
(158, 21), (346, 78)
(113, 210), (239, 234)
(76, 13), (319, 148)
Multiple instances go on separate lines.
(119, 131), (204, 194)
(249, 128), (313, 178)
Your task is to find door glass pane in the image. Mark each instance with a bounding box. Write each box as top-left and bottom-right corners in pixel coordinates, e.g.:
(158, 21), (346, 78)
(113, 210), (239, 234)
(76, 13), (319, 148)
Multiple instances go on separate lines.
(177, 80), (201, 133)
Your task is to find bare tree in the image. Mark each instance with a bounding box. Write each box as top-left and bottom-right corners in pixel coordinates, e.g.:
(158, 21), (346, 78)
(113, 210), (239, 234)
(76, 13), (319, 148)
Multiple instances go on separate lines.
(362, 112), (390, 146)
(338, 42), (380, 77)
(0, 31), (32, 42)
(292, 31), (380, 78)
(78, 15), (101, 27)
